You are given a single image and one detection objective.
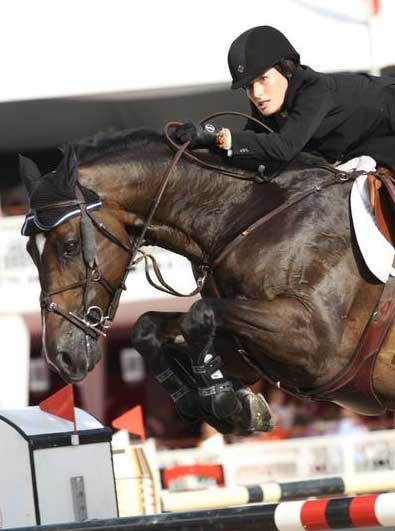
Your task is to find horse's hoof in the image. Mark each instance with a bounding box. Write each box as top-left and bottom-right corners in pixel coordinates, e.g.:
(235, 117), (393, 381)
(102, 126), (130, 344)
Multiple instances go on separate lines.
(198, 391), (274, 436)
(236, 390), (274, 434)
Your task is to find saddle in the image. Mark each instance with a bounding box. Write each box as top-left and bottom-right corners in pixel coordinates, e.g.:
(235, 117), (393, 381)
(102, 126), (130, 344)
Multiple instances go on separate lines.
(307, 167), (395, 415)
(368, 167), (395, 245)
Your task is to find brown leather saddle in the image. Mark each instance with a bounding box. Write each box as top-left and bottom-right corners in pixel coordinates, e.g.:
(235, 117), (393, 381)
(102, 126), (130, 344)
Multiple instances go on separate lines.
(368, 167), (395, 245)
(305, 167), (395, 414)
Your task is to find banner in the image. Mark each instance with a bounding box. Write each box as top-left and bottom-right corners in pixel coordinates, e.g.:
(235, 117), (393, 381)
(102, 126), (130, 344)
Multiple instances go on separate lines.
(0, 215), (197, 315)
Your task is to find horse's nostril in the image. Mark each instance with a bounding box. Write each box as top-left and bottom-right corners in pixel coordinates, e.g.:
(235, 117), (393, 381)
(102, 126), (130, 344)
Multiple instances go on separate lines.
(59, 351), (73, 371)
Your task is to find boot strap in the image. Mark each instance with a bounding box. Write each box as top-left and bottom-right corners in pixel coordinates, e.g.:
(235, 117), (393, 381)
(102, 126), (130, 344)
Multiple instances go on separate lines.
(155, 367), (175, 384)
(192, 355), (222, 376)
(170, 385), (191, 402)
(198, 381), (234, 397)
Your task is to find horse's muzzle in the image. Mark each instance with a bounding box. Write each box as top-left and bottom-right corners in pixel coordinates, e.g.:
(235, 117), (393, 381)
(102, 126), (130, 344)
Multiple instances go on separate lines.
(54, 351), (89, 382)
(53, 340), (101, 383)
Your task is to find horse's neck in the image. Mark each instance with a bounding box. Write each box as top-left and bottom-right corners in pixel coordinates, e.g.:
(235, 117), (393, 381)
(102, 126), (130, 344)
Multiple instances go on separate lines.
(79, 155), (251, 262)
(78, 152), (316, 264)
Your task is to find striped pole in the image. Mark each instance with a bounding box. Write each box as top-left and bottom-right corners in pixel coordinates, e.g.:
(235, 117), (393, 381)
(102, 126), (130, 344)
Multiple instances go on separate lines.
(275, 492), (395, 530)
(161, 470), (395, 512)
(7, 493), (395, 531)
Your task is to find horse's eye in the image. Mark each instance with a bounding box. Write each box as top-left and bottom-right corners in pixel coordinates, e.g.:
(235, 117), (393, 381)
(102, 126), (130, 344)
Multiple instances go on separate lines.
(63, 240), (80, 257)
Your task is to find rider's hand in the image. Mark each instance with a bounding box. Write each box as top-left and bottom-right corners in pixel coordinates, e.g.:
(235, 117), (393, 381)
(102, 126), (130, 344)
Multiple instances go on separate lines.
(175, 122), (218, 149)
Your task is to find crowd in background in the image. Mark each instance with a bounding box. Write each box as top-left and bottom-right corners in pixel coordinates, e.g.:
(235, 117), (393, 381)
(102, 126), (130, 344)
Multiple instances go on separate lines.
(200, 384), (394, 448)
(145, 379), (394, 449)
(0, 184), (28, 216)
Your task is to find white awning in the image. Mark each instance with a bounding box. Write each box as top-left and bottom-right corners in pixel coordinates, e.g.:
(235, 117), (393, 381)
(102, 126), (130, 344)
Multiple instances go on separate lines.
(1, 0), (394, 103)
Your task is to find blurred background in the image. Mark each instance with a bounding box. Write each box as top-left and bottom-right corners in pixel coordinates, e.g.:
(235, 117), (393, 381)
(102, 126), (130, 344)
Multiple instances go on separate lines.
(0, 0), (394, 452)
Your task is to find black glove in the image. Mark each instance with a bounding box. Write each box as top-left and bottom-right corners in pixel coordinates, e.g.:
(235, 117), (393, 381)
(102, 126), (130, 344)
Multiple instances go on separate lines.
(175, 122), (218, 149)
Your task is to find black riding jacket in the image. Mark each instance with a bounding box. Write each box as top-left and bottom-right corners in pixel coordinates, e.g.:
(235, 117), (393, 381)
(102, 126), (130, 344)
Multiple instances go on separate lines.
(231, 65), (395, 168)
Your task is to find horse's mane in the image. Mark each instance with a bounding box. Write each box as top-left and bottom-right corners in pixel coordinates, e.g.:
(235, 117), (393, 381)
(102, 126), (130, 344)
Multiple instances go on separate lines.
(73, 128), (163, 164)
(72, 126), (331, 179)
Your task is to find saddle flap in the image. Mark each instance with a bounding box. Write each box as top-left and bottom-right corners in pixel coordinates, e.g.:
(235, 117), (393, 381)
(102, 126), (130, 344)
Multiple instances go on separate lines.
(368, 168), (395, 246)
(351, 172), (395, 283)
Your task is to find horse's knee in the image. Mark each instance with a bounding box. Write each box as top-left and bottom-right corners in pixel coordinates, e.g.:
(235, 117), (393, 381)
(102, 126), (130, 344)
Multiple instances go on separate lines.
(130, 312), (161, 351)
(181, 300), (216, 342)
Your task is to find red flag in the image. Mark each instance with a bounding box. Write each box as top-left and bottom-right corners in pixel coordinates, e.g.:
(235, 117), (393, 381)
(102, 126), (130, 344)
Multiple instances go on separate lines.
(112, 405), (145, 442)
(39, 384), (77, 432)
(370, 0), (380, 16)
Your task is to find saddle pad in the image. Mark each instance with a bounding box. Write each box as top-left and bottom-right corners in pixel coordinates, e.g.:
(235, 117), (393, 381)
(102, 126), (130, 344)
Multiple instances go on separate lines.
(350, 171), (395, 283)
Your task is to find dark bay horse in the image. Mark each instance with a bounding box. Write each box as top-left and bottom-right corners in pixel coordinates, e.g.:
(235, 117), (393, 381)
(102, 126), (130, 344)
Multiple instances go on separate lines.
(20, 129), (395, 435)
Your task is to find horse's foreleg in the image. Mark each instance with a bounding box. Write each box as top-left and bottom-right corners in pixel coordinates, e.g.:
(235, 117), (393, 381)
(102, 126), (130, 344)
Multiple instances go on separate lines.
(193, 295), (325, 387)
(181, 299), (274, 434)
(130, 311), (201, 422)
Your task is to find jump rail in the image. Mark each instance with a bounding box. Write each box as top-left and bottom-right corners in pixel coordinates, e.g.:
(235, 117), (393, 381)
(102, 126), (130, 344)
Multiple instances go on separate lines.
(161, 470), (395, 512)
(6, 492), (395, 531)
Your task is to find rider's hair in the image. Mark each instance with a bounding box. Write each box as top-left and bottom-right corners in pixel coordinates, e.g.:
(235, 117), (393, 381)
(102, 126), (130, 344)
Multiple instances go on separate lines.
(274, 58), (298, 79)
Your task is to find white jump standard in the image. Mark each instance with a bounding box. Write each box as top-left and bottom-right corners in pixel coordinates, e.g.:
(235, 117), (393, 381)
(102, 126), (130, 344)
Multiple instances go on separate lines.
(0, 406), (117, 528)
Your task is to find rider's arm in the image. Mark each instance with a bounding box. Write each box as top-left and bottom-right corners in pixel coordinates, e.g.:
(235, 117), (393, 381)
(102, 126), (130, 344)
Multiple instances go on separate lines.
(226, 79), (334, 162)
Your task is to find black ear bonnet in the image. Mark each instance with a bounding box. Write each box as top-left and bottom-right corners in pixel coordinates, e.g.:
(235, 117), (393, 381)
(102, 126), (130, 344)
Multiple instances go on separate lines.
(20, 147), (102, 236)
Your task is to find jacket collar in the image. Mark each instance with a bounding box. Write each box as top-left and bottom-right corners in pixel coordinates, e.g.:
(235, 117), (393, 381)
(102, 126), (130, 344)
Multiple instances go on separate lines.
(283, 65), (314, 110)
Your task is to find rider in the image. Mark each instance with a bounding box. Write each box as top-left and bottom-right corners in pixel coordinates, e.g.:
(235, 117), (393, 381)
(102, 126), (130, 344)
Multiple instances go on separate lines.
(175, 25), (395, 170)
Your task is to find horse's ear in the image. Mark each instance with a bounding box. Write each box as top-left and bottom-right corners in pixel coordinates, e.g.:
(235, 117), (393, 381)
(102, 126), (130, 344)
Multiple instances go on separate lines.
(60, 143), (79, 190)
(18, 155), (42, 197)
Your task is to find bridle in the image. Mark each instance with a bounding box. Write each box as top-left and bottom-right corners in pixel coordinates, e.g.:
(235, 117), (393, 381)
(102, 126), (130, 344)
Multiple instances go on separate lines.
(37, 152), (209, 342)
(39, 185), (133, 340)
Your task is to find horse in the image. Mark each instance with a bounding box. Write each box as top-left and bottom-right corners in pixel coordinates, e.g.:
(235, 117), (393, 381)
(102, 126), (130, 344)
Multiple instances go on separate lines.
(19, 127), (395, 435)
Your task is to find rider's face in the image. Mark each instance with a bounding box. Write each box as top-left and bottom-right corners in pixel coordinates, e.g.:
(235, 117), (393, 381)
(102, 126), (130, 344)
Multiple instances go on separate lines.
(246, 67), (288, 116)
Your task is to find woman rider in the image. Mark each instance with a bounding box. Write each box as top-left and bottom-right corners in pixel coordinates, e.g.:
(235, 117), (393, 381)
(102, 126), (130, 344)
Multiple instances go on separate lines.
(175, 25), (395, 170)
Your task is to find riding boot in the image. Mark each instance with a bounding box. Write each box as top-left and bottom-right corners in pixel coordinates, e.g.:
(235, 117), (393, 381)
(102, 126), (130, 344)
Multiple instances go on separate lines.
(192, 344), (242, 420)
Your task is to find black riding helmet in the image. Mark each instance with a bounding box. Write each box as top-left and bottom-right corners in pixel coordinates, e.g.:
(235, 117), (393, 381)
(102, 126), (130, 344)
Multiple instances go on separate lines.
(228, 26), (300, 89)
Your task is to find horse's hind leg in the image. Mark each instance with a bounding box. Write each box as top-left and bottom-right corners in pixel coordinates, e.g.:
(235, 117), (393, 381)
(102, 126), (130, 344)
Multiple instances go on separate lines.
(181, 300), (274, 434)
(130, 311), (201, 423)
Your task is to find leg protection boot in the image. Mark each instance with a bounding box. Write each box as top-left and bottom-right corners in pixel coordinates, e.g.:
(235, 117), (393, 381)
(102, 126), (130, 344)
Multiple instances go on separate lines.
(154, 351), (201, 423)
(192, 348), (242, 420)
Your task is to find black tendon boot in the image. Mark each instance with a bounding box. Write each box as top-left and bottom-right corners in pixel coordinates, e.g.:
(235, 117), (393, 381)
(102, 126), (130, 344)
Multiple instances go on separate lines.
(154, 350), (201, 423)
(192, 341), (242, 420)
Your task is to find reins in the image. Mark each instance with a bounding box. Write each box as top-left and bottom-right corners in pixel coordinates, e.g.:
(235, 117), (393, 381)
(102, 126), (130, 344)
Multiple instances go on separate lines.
(163, 111), (273, 182)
